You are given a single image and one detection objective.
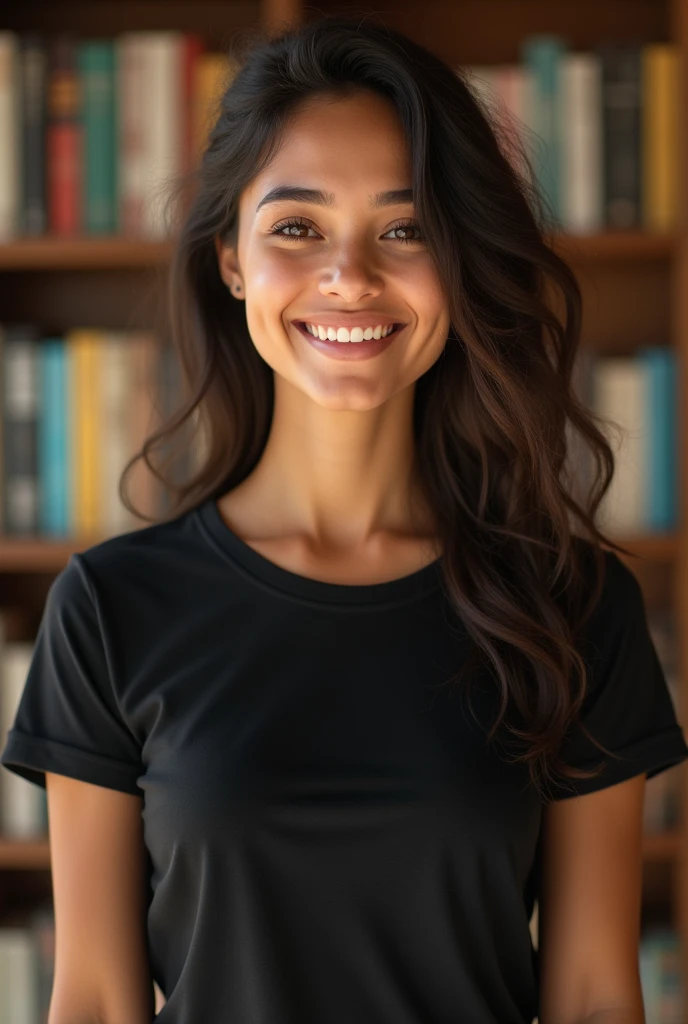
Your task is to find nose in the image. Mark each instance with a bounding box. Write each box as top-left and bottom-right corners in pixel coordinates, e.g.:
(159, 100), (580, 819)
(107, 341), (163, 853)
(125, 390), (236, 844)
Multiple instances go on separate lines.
(318, 247), (384, 303)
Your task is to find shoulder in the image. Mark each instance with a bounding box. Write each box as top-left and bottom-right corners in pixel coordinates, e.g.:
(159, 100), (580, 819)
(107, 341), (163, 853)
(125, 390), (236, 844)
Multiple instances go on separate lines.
(569, 536), (644, 624)
(567, 538), (651, 678)
(72, 505), (203, 587)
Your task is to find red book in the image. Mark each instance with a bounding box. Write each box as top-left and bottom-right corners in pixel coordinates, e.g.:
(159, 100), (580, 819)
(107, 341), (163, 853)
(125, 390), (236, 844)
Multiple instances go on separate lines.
(46, 34), (82, 235)
(182, 34), (205, 179)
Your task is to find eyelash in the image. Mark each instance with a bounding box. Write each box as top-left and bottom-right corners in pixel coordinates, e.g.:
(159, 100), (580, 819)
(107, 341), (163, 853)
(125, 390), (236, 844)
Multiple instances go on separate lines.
(269, 216), (423, 245)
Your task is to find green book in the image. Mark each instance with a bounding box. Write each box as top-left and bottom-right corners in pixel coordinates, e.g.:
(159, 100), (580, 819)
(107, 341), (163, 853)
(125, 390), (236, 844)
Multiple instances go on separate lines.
(78, 40), (117, 233)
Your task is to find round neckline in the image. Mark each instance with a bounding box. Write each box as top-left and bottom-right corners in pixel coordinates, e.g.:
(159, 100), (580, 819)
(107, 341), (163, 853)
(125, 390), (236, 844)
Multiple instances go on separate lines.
(195, 496), (443, 607)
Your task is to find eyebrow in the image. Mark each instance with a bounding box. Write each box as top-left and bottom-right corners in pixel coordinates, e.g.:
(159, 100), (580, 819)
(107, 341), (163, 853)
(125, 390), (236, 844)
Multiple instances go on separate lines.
(255, 185), (414, 212)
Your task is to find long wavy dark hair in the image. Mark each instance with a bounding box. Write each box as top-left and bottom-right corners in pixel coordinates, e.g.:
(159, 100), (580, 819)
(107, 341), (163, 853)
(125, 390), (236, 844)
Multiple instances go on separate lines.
(121, 14), (634, 801)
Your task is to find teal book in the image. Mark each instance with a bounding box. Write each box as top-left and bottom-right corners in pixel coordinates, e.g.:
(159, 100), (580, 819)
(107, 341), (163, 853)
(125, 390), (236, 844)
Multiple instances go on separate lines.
(38, 338), (70, 536)
(637, 346), (677, 530)
(521, 34), (568, 230)
(78, 40), (117, 233)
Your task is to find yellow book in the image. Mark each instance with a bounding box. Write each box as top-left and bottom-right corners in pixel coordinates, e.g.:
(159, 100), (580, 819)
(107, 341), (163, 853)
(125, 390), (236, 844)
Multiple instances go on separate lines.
(642, 44), (682, 232)
(192, 53), (239, 166)
(67, 329), (103, 539)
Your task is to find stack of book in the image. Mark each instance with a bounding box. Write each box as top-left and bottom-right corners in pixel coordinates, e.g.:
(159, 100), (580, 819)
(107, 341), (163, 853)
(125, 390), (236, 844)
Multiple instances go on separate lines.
(0, 324), (206, 539)
(568, 346), (677, 535)
(0, 32), (237, 240)
(463, 38), (680, 233)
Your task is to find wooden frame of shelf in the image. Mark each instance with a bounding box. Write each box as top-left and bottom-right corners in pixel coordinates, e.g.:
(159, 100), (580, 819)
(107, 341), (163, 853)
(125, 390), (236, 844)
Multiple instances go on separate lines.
(1, 0), (688, 1007)
(0, 230), (676, 270)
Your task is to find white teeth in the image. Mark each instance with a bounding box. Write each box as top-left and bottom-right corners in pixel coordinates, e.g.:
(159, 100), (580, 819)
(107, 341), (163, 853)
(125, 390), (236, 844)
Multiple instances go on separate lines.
(304, 323), (396, 343)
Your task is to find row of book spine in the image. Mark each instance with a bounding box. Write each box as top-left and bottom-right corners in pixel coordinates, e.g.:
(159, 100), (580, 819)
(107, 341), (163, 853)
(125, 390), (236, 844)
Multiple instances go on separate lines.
(0, 324), (206, 539)
(0, 327), (676, 540)
(568, 346), (677, 534)
(0, 31), (235, 240)
(464, 38), (680, 233)
(0, 603), (680, 840)
(0, 33), (679, 242)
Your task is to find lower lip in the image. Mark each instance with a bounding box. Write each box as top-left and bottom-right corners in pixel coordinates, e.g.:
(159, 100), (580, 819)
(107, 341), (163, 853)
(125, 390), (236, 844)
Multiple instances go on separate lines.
(294, 322), (406, 360)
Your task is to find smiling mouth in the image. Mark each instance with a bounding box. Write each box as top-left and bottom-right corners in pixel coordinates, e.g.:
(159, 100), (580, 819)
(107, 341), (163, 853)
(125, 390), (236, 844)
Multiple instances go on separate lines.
(295, 322), (405, 342)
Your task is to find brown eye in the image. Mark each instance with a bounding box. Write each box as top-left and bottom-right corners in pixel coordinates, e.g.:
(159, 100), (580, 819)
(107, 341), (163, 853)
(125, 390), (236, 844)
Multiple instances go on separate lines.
(270, 218), (317, 240)
(386, 221), (423, 244)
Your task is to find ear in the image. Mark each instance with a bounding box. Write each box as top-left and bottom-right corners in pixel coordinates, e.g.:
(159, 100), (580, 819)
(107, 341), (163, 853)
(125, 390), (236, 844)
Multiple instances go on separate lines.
(215, 235), (244, 298)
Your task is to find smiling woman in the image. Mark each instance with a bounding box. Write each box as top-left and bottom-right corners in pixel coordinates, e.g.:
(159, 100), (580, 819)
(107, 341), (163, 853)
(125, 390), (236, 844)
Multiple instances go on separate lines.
(1, 13), (687, 1024)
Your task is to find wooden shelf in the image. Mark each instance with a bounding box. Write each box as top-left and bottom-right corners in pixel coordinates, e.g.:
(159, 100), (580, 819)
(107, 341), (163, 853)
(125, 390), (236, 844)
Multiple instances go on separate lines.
(0, 236), (172, 270)
(0, 838), (51, 870)
(604, 532), (681, 562)
(0, 531), (680, 574)
(0, 536), (106, 573)
(0, 231), (676, 271)
(550, 230), (676, 261)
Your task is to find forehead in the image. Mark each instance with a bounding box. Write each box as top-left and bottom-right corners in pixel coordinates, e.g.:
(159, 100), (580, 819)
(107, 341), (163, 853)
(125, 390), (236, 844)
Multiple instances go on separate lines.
(243, 91), (412, 212)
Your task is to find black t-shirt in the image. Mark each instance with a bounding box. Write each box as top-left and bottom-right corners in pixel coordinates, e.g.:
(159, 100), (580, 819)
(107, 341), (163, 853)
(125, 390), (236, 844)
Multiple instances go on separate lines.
(3, 496), (688, 1024)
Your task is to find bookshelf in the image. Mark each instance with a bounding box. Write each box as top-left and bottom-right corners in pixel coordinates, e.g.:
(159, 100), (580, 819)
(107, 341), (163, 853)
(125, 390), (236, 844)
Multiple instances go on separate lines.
(1, 0), (687, 1017)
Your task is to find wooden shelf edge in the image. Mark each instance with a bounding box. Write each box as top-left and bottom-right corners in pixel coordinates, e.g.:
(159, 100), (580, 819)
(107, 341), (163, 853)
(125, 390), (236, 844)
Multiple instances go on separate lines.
(0, 838), (50, 869)
(0, 231), (676, 270)
(0, 236), (173, 269)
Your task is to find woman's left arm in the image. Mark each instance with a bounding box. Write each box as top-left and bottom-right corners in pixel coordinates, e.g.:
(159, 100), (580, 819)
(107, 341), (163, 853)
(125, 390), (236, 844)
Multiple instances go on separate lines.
(537, 773), (647, 1024)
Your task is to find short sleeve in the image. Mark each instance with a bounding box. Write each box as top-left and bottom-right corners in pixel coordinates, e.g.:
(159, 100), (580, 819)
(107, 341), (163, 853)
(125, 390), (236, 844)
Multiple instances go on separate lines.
(544, 550), (688, 801)
(1, 552), (144, 796)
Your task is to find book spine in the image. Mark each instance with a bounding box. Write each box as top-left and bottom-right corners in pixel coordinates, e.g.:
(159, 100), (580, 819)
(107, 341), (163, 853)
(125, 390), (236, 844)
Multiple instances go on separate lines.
(38, 338), (70, 536)
(19, 33), (47, 235)
(0, 927), (40, 1023)
(638, 346), (677, 530)
(67, 329), (102, 536)
(0, 33), (20, 240)
(642, 44), (681, 232)
(559, 52), (604, 233)
(46, 34), (81, 236)
(192, 52), (230, 177)
(182, 34), (204, 178)
(1, 327), (39, 535)
(1, 642), (46, 837)
(127, 332), (162, 522)
(101, 332), (133, 536)
(145, 33), (183, 239)
(520, 34), (568, 229)
(117, 33), (146, 236)
(593, 357), (648, 533)
(78, 40), (117, 233)
(599, 43), (642, 229)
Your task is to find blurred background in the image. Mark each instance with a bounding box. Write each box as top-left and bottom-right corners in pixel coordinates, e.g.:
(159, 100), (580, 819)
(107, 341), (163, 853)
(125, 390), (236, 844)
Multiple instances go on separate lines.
(0, 1), (686, 1021)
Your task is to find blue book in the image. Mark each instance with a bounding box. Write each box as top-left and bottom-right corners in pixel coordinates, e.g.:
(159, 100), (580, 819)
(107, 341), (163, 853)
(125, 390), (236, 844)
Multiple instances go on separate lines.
(38, 338), (70, 536)
(637, 346), (677, 530)
(521, 34), (568, 229)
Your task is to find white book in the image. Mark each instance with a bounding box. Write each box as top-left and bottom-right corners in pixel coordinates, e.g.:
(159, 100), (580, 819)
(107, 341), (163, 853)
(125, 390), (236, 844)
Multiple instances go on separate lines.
(1, 637), (45, 837)
(461, 63), (500, 121)
(0, 33), (20, 241)
(101, 331), (136, 536)
(493, 63), (538, 187)
(0, 927), (39, 1024)
(141, 32), (184, 239)
(117, 34), (148, 237)
(559, 52), (604, 234)
(592, 358), (649, 534)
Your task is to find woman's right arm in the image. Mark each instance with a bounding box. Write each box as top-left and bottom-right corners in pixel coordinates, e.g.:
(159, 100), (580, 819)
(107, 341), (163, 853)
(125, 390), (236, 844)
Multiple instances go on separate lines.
(45, 771), (155, 1024)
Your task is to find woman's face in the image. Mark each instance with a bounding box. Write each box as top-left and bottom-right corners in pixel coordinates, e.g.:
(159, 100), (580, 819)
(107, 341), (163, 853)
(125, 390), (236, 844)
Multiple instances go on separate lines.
(217, 89), (451, 411)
